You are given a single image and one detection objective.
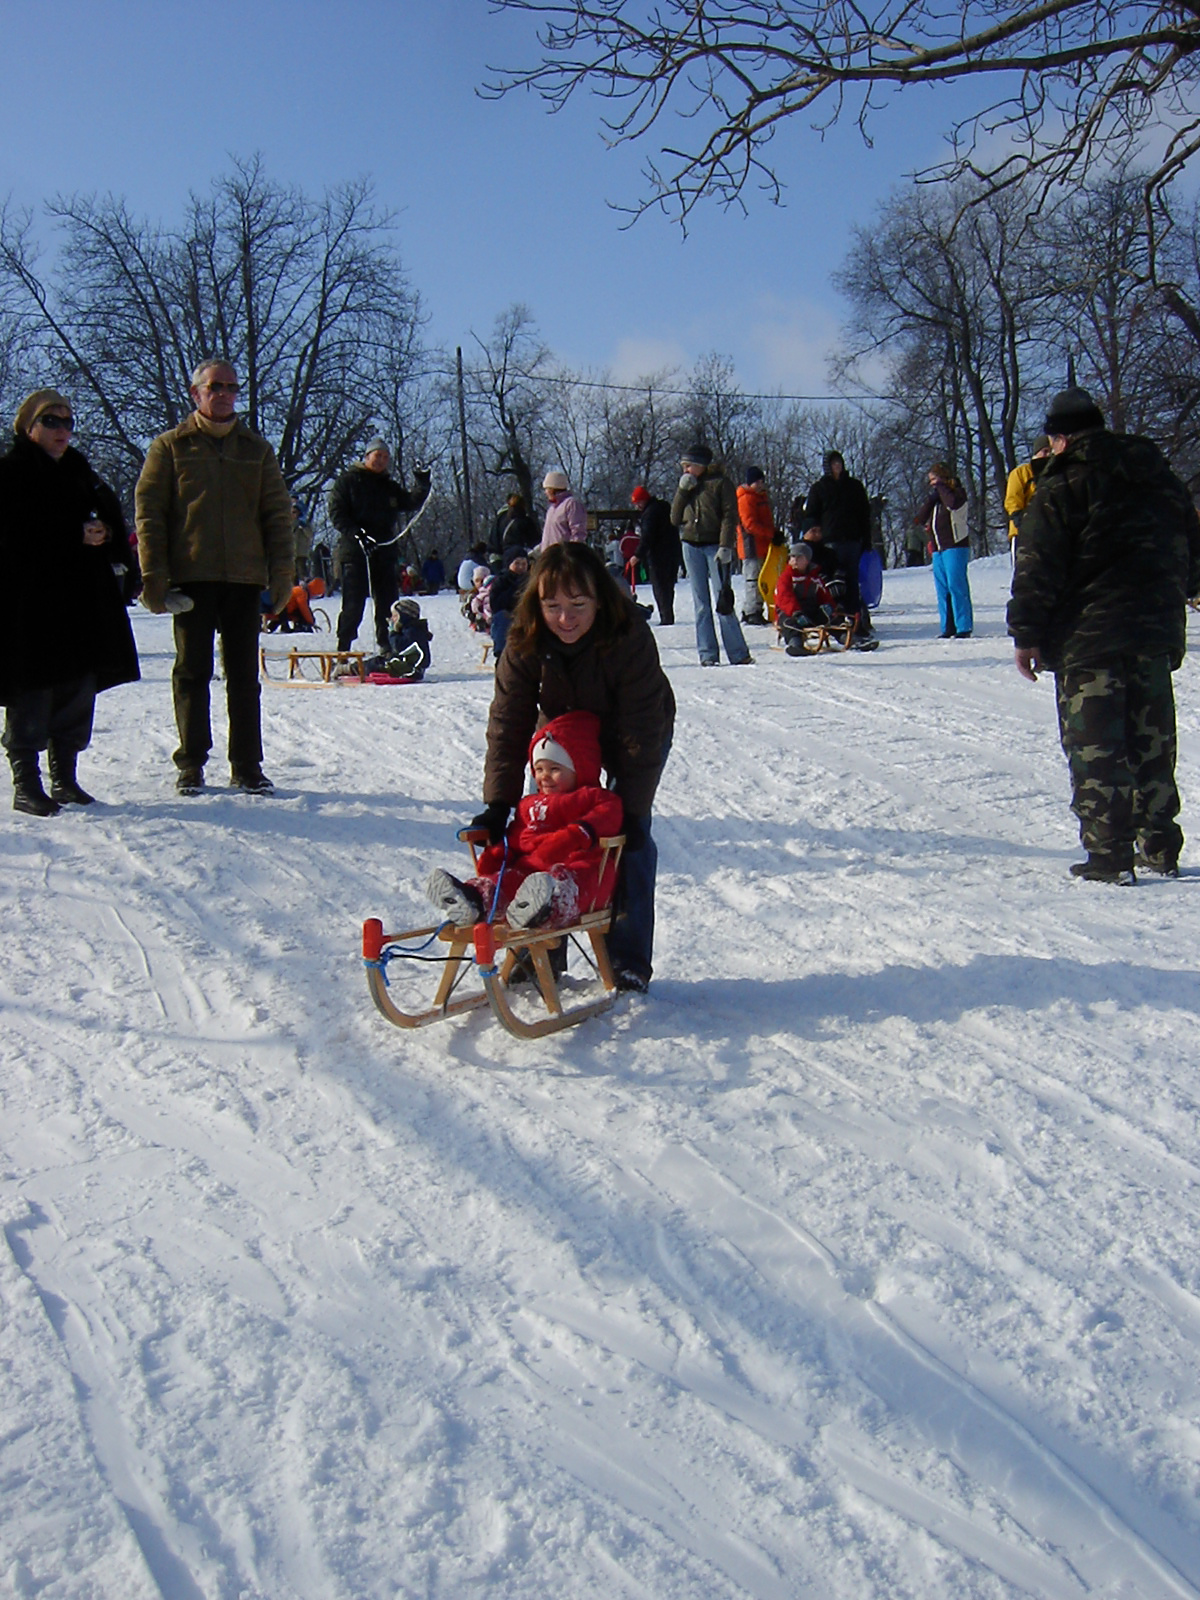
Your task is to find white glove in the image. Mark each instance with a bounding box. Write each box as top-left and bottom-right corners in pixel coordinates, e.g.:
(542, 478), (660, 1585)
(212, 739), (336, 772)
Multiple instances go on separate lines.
(716, 546), (733, 565)
(678, 473), (698, 492)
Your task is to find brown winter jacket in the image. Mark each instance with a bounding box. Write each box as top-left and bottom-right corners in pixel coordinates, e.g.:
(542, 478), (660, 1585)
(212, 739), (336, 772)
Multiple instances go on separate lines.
(484, 606), (675, 819)
(135, 413), (295, 590)
(671, 464), (738, 549)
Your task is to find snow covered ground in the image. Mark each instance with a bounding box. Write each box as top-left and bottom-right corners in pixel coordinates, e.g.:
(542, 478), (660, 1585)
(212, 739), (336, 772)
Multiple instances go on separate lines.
(3, 555), (1200, 1600)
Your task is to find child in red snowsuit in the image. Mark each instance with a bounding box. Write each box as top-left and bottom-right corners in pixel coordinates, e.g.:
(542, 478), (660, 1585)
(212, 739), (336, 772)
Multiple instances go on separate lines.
(775, 541), (841, 654)
(426, 710), (623, 930)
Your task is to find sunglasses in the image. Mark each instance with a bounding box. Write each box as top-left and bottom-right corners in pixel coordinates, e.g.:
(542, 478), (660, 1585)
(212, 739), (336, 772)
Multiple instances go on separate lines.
(201, 382), (239, 394)
(37, 414), (74, 431)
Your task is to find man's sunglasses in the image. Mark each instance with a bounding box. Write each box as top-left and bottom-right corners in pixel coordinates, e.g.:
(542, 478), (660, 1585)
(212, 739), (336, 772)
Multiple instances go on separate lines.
(37, 414), (75, 431)
(201, 382), (239, 394)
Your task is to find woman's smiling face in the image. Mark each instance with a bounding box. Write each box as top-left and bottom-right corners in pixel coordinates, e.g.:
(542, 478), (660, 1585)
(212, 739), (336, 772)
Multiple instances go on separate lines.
(539, 582), (598, 645)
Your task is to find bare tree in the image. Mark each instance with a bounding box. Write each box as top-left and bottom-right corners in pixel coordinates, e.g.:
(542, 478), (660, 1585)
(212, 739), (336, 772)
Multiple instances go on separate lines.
(466, 304), (555, 512)
(837, 179), (1059, 548)
(0, 156), (425, 502)
(487, 1), (1200, 225)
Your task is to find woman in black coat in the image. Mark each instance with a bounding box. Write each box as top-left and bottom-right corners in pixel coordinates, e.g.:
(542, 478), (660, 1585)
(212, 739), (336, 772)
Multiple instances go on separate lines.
(0, 389), (139, 814)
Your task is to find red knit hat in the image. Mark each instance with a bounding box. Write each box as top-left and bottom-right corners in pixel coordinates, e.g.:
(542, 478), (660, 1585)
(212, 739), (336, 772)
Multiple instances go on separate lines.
(528, 710), (603, 788)
(630, 485), (650, 507)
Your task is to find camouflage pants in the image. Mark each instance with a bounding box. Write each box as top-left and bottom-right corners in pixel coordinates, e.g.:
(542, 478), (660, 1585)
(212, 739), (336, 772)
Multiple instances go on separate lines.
(1054, 656), (1182, 866)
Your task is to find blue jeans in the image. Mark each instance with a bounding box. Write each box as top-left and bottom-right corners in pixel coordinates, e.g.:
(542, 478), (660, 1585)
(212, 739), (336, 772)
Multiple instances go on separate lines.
(683, 542), (751, 664)
(607, 735), (672, 983)
(932, 546), (973, 635)
(490, 610), (512, 658)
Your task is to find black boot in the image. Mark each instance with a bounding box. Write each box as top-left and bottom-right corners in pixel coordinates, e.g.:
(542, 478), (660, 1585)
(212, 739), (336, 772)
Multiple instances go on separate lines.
(9, 750), (60, 817)
(48, 744), (95, 805)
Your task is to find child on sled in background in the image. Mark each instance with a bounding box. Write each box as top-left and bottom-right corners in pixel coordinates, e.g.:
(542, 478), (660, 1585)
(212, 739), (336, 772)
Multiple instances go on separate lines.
(385, 597), (433, 680)
(262, 576), (326, 633)
(775, 540), (843, 655)
(426, 710), (623, 931)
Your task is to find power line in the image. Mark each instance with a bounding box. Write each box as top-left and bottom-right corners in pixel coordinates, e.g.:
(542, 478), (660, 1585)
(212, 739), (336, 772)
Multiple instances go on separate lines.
(413, 360), (896, 405)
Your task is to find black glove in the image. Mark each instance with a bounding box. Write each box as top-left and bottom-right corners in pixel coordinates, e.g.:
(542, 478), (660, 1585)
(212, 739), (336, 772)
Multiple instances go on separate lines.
(466, 802), (510, 844)
(622, 815), (648, 851)
(771, 528), (786, 546)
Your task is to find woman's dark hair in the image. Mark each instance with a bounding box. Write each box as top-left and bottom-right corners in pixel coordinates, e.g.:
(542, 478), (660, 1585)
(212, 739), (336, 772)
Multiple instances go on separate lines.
(505, 542), (634, 657)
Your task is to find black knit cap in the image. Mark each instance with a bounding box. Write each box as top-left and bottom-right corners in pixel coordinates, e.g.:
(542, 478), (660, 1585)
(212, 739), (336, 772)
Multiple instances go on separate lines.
(681, 442), (713, 467)
(1044, 387), (1105, 435)
(744, 464), (765, 485)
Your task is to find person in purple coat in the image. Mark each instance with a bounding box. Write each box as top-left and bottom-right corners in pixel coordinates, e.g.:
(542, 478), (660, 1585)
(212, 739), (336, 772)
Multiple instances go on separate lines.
(539, 470), (587, 549)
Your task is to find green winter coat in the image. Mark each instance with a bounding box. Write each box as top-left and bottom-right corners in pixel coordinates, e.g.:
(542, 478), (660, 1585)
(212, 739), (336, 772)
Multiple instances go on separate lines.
(1007, 429), (1200, 671)
(135, 413), (295, 591)
(670, 465), (738, 550)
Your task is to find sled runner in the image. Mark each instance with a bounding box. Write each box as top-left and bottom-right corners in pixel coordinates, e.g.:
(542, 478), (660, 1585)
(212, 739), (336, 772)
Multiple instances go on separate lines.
(259, 646), (367, 684)
(362, 829), (626, 1039)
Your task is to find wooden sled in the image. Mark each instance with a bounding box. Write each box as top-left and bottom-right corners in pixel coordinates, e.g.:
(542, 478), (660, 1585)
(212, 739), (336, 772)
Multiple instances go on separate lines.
(773, 618), (857, 654)
(363, 831), (626, 1040)
(260, 646), (367, 684)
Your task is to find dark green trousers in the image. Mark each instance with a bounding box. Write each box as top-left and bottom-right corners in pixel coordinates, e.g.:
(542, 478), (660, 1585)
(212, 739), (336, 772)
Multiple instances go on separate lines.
(172, 583), (263, 774)
(1054, 655), (1182, 867)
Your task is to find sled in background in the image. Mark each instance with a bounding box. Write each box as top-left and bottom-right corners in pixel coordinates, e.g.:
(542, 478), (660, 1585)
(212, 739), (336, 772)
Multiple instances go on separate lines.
(757, 541), (788, 625)
(859, 548), (884, 610)
(260, 646), (367, 684)
(774, 618), (858, 655)
(362, 828), (627, 1040)
(784, 617), (857, 656)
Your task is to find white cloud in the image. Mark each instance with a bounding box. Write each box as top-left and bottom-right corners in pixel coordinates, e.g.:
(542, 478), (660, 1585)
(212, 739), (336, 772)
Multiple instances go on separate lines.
(740, 293), (843, 394)
(607, 335), (690, 384)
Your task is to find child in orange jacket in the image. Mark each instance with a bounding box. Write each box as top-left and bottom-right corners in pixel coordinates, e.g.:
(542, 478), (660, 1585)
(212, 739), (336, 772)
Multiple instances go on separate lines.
(426, 710), (623, 930)
(736, 466), (775, 625)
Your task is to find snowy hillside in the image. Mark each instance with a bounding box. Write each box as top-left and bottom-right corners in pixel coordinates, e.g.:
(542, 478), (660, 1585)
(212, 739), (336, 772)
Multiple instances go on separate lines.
(3, 556), (1200, 1599)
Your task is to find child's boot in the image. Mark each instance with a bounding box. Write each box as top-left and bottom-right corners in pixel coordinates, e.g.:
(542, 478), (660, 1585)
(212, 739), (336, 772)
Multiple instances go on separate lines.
(426, 868), (485, 926)
(505, 872), (556, 930)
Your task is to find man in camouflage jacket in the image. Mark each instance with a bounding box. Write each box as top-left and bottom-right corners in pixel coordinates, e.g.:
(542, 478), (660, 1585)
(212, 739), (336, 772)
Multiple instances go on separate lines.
(1007, 386), (1200, 881)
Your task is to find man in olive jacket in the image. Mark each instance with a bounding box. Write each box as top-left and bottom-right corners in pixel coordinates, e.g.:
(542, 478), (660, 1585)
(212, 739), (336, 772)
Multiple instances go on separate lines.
(670, 443), (752, 667)
(1008, 385), (1200, 882)
(136, 358), (294, 794)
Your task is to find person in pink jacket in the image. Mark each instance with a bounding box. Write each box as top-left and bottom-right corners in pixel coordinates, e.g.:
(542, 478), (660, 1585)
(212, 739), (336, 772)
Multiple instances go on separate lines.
(426, 709), (622, 930)
(539, 469), (587, 549)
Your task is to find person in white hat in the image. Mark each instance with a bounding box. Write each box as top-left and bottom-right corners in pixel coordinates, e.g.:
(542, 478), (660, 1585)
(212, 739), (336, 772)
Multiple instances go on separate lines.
(539, 469), (586, 550)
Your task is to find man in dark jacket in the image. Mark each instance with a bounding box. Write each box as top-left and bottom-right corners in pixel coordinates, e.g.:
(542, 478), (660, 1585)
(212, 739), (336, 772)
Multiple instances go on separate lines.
(630, 485), (681, 625)
(329, 437), (430, 652)
(488, 493), (540, 564)
(804, 450), (876, 641)
(1008, 386), (1200, 882)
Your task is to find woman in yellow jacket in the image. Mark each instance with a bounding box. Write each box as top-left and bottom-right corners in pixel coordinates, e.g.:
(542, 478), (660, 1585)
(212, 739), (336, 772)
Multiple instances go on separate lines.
(1004, 436), (1050, 563)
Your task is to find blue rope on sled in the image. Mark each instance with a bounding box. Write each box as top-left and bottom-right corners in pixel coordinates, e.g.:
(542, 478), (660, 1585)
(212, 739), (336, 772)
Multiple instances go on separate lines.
(365, 837), (513, 991)
(363, 926), (447, 987)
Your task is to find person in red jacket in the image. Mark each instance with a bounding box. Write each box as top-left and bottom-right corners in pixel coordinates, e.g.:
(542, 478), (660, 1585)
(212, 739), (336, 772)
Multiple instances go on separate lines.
(774, 541), (842, 654)
(427, 710), (623, 930)
(736, 466), (775, 625)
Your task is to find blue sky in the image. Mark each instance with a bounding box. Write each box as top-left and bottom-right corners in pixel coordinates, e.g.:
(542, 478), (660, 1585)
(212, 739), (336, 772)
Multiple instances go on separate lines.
(0, 1), (974, 395)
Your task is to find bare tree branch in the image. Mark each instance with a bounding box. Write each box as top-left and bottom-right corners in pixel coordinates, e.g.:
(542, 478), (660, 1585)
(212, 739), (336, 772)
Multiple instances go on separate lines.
(487, 1), (1200, 224)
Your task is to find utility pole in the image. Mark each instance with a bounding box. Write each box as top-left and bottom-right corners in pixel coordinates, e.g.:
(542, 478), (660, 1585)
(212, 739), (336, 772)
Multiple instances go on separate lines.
(456, 347), (473, 546)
